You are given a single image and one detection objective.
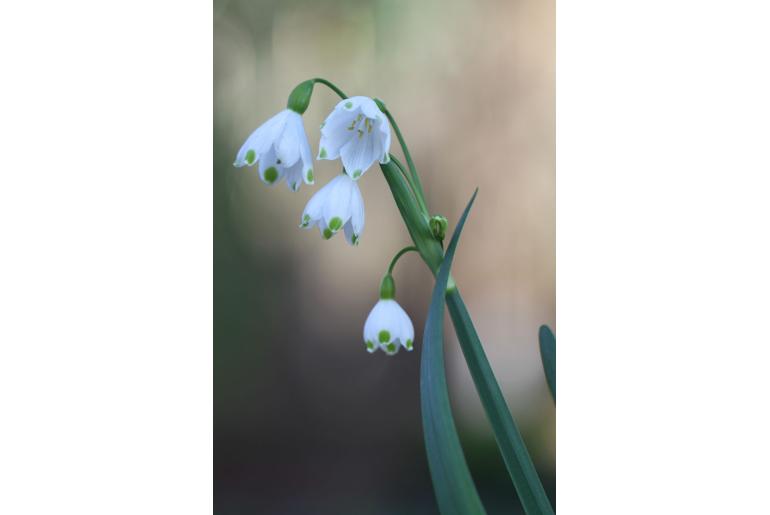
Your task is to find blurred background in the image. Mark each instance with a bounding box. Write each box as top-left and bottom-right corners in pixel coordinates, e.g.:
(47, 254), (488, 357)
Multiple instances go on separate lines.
(214, 0), (554, 512)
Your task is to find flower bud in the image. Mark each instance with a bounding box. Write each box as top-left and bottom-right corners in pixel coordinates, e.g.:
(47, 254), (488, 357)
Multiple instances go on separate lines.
(429, 215), (448, 242)
(286, 79), (315, 115)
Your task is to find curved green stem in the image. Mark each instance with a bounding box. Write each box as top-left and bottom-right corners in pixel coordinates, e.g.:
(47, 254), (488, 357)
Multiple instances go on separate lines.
(380, 107), (429, 214)
(312, 78), (348, 100)
(387, 246), (418, 275)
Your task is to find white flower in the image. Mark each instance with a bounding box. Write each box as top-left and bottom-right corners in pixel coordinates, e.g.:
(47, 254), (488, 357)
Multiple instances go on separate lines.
(363, 299), (415, 355)
(317, 96), (391, 180)
(300, 173), (364, 245)
(233, 109), (314, 191)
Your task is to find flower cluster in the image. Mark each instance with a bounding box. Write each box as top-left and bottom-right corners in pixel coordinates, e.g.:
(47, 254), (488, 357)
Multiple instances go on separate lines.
(234, 81), (415, 355)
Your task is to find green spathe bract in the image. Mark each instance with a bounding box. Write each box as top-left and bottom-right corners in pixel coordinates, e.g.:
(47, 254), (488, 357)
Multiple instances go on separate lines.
(379, 274), (396, 300)
(380, 159), (443, 273)
(286, 79), (314, 114)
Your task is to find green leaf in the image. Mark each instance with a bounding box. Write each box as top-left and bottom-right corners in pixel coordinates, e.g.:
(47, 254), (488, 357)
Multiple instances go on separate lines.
(445, 292), (554, 514)
(539, 325), (556, 402)
(421, 189), (485, 515)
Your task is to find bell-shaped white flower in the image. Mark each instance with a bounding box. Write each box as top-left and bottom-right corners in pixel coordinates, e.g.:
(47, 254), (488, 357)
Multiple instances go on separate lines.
(300, 173), (364, 245)
(363, 275), (414, 355)
(233, 109), (314, 192)
(363, 299), (415, 356)
(317, 96), (391, 180)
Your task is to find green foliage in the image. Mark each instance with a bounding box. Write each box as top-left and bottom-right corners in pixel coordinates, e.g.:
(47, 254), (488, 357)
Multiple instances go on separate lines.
(421, 190), (486, 515)
(539, 325), (556, 402)
(445, 293), (554, 515)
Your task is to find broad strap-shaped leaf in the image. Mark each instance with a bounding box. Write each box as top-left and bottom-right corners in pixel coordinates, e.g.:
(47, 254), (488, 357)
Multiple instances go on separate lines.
(421, 189), (485, 515)
(539, 325), (556, 402)
(445, 292), (554, 514)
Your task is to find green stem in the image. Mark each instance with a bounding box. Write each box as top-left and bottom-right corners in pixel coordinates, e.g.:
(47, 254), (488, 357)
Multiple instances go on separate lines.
(387, 246), (418, 275)
(312, 78), (348, 100)
(380, 106), (429, 215)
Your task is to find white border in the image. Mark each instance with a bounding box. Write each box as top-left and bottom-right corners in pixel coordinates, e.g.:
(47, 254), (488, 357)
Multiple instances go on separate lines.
(558, 1), (770, 512)
(0, 2), (212, 514)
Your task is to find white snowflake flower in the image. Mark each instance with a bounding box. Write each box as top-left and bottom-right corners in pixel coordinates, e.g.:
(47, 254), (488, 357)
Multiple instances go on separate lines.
(299, 173), (365, 245)
(363, 274), (414, 355)
(317, 96), (391, 180)
(233, 109), (314, 191)
(363, 298), (415, 356)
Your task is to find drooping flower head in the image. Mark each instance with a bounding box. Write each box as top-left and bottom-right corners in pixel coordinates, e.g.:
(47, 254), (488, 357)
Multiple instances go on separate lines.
(317, 96), (391, 180)
(300, 172), (364, 245)
(363, 275), (414, 355)
(234, 109), (314, 191)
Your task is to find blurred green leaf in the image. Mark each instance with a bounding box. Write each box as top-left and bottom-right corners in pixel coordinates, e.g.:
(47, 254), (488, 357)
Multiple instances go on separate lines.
(445, 293), (554, 514)
(420, 189), (485, 515)
(539, 325), (556, 402)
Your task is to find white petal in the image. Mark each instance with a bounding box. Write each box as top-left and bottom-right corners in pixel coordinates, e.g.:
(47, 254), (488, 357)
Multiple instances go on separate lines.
(363, 301), (382, 352)
(295, 119), (315, 184)
(258, 147), (284, 185)
(358, 97), (382, 120)
(274, 111), (302, 168)
(364, 300), (385, 340)
(318, 130), (348, 161)
(355, 97), (390, 165)
(316, 218), (333, 240)
(349, 180), (365, 235)
(318, 107), (357, 160)
(339, 131), (379, 179)
(283, 159), (304, 192)
(397, 304), (415, 350)
(343, 220), (359, 246)
(234, 110), (288, 167)
(383, 343), (400, 356)
(376, 116), (392, 163)
(321, 175), (354, 233)
(374, 300), (401, 354)
(300, 180), (333, 228)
